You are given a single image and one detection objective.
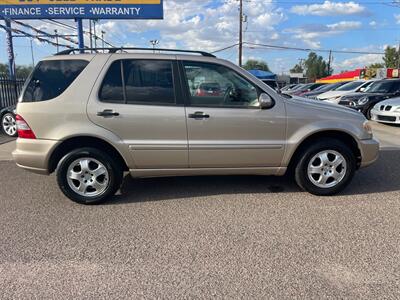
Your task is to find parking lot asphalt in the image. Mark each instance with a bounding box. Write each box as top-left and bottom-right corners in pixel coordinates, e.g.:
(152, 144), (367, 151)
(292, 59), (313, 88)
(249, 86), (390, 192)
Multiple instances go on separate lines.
(1, 123), (400, 299)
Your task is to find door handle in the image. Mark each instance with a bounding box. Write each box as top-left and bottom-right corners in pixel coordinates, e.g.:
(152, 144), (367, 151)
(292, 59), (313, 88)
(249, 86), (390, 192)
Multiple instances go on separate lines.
(188, 112), (210, 119)
(97, 109), (120, 117)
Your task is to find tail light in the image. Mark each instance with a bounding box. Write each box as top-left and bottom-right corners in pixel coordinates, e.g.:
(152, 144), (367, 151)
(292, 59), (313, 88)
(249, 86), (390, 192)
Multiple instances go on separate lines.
(16, 114), (36, 139)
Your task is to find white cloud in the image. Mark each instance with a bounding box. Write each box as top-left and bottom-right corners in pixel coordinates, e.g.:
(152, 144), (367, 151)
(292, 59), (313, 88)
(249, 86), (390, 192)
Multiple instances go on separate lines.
(369, 21), (377, 27)
(334, 54), (383, 71)
(395, 14), (400, 24)
(291, 1), (366, 16)
(96, 0), (286, 54)
(326, 21), (361, 31)
(286, 21), (362, 49)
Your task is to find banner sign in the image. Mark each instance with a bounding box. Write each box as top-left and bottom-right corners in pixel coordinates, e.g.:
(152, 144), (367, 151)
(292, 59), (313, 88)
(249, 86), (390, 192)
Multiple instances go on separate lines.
(0, 0), (163, 19)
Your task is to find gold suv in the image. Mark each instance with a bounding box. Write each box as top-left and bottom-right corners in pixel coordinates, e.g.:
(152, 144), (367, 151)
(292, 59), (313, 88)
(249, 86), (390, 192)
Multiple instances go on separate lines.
(13, 48), (379, 204)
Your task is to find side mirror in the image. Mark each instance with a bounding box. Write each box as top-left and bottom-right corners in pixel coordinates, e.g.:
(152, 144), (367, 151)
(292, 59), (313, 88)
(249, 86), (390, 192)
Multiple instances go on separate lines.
(259, 93), (274, 109)
(359, 87), (366, 92)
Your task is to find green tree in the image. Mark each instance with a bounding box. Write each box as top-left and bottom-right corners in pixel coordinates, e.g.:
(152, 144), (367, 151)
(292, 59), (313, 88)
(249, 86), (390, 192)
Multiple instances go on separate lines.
(304, 52), (329, 82)
(15, 65), (33, 78)
(0, 63), (33, 78)
(369, 62), (384, 69)
(383, 46), (399, 68)
(243, 59), (270, 71)
(290, 63), (304, 74)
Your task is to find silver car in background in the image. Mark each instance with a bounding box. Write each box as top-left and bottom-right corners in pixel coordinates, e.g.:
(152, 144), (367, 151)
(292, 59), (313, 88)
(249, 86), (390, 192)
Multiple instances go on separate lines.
(371, 97), (400, 124)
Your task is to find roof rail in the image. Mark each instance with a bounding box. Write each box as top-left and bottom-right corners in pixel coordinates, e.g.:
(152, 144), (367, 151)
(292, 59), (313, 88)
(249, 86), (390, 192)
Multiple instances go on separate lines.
(55, 47), (216, 57)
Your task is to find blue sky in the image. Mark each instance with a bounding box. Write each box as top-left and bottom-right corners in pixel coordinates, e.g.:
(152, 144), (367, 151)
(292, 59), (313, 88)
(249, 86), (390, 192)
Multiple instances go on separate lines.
(1, 0), (400, 74)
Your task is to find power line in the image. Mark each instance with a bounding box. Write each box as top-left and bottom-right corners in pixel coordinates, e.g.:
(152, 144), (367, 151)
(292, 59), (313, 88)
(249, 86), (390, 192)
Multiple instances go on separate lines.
(0, 24), (73, 49)
(12, 19), (78, 46)
(244, 42), (385, 55)
(40, 19), (115, 48)
(211, 43), (239, 54)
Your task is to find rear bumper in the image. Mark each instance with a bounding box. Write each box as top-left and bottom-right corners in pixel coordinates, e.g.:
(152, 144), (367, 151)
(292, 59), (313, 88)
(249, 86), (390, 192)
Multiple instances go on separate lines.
(359, 138), (380, 168)
(12, 138), (60, 175)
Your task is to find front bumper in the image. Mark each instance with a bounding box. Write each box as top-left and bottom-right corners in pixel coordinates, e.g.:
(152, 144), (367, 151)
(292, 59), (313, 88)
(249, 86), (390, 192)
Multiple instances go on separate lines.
(359, 138), (380, 168)
(12, 138), (60, 175)
(371, 109), (400, 124)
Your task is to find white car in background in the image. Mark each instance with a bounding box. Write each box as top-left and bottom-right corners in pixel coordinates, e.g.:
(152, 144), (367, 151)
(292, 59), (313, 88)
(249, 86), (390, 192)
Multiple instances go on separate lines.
(370, 97), (400, 124)
(317, 80), (375, 104)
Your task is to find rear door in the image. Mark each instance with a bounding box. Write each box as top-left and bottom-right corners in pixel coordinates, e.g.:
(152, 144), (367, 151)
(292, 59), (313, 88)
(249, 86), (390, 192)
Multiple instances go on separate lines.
(181, 60), (286, 168)
(87, 57), (188, 169)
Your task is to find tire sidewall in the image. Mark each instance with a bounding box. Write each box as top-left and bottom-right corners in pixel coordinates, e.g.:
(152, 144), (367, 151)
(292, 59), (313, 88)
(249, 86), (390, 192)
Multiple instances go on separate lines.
(295, 139), (356, 196)
(56, 148), (122, 204)
(1, 113), (17, 137)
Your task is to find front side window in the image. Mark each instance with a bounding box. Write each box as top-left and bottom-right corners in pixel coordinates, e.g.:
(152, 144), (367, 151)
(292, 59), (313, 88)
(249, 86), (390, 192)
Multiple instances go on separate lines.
(99, 59), (175, 105)
(367, 81), (395, 93)
(22, 59), (88, 102)
(183, 62), (259, 108)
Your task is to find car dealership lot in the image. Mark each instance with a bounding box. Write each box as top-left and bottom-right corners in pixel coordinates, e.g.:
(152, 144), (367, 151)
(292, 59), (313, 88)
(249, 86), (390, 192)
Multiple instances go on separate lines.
(0, 122), (400, 298)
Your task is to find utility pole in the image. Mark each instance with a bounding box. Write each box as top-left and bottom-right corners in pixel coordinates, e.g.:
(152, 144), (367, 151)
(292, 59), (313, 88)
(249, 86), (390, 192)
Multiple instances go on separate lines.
(397, 40), (400, 70)
(238, 0), (243, 67)
(327, 50), (332, 75)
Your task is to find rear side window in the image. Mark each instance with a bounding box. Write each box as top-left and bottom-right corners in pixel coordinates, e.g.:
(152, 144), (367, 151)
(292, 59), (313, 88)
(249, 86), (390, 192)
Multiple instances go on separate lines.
(99, 61), (124, 103)
(22, 60), (88, 102)
(99, 59), (176, 105)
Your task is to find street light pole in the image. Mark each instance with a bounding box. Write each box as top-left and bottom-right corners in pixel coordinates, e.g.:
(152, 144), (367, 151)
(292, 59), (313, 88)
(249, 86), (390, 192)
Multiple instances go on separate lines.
(101, 30), (105, 50)
(239, 0), (243, 67)
(93, 20), (97, 49)
(30, 39), (34, 67)
(150, 40), (159, 53)
(54, 29), (59, 53)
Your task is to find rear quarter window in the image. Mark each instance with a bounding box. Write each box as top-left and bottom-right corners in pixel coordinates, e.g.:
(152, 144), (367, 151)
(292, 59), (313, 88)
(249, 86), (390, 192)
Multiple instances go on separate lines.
(22, 59), (89, 102)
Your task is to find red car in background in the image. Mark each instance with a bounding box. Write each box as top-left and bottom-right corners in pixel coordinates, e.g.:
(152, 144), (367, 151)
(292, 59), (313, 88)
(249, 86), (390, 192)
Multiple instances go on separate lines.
(195, 82), (223, 97)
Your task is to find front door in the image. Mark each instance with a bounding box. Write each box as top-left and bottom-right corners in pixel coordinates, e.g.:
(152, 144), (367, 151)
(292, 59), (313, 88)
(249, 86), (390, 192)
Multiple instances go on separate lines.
(88, 58), (188, 169)
(182, 61), (286, 168)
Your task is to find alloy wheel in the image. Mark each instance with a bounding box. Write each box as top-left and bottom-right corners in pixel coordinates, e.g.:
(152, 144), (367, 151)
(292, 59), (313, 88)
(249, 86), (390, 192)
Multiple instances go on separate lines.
(2, 114), (16, 137)
(307, 150), (347, 189)
(66, 157), (110, 197)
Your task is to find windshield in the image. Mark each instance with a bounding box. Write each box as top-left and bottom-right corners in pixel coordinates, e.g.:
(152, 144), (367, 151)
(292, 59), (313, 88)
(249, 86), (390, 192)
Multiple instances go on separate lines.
(335, 81), (365, 92)
(298, 83), (313, 90)
(290, 84), (305, 91)
(312, 84), (329, 92)
(367, 81), (394, 93)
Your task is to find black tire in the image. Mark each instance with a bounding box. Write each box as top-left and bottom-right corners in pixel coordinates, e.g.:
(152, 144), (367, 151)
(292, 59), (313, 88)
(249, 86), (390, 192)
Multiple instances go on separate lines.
(294, 138), (356, 196)
(1, 112), (17, 137)
(365, 106), (373, 120)
(56, 147), (123, 204)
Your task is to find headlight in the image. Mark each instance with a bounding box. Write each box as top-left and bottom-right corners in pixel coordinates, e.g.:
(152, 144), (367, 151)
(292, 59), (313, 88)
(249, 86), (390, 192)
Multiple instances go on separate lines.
(357, 97), (369, 106)
(395, 107), (400, 112)
(363, 121), (373, 136)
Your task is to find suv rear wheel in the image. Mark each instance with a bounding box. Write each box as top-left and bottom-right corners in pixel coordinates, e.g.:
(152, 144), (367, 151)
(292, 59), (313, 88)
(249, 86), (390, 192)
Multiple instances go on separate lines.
(1, 112), (17, 137)
(56, 148), (123, 204)
(294, 138), (356, 196)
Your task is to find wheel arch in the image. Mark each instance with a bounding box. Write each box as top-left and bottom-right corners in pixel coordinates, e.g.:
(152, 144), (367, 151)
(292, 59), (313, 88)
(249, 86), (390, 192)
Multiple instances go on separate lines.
(287, 130), (362, 172)
(48, 135), (129, 174)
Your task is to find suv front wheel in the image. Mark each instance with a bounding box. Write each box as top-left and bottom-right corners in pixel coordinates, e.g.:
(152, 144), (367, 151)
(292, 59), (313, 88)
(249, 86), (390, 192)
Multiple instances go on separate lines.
(294, 139), (356, 196)
(56, 148), (123, 204)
